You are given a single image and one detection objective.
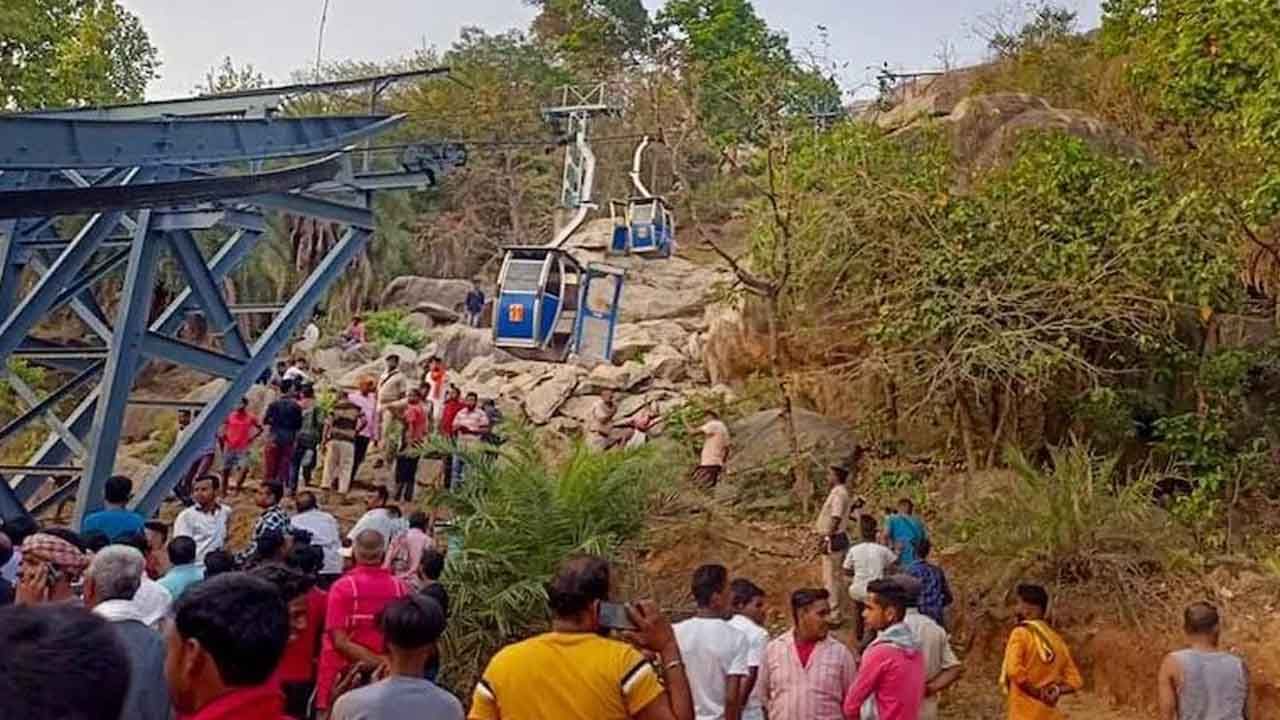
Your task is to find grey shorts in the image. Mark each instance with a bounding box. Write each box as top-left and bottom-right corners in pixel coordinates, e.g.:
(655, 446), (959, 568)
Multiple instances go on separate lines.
(223, 449), (249, 470)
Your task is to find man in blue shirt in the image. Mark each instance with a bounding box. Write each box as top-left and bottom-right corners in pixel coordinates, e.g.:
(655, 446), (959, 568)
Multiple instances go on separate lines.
(81, 476), (145, 541)
(905, 537), (953, 627)
(464, 282), (486, 328)
(886, 497), (927, 567)
(158, 536), (203, 600)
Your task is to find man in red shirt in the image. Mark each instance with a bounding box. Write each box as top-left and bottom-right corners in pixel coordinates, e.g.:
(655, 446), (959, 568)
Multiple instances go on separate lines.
(164, 573), (291, 720)
(253, 561), (325, 719)
(315, 529), (409, 715)
(393, 389), (430, 503)
(439, 385), (464, 490)
(220, 397), (264, 493)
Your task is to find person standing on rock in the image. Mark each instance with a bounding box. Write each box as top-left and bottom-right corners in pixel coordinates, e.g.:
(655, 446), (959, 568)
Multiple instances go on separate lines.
(439, 385), (465, 489)
(692, 409), (731, 487)
(325, 391), (366, 497)
(422, 356), (449, 426)
(1158, 602), (1254, 720)
(451, 392), (491, 488)
(220, 397), (264, 494)
(464, 281), (486, 328)
(349, 378), (378, 488)
(815, 464), (853, 626)
(377, 354), (411, 483)
(393, 389), (431, 502)
(589, 388), (619, 450)
(1000, 584), (1083, 720)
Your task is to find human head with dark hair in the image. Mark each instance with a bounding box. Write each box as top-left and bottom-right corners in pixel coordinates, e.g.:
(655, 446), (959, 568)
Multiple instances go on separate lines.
(289, 527), (313, 547)
(859, 514), (879, 542)
(165, 572), (289, 715)
(286, 544), (324, 578)
(2, 515), (39, 547)
(191, 475), (220, 512)
(917, 536), (932, 561)
(385, 353), (400, 371)
(898, 497), (915, 515)
(0, 604), (131, 720)
(1014, 583), (1050, 622)
(791, 588), (832, 641)
(256, 482), (284, 509)
(828, 464), (850, 487)
(301, 384), (315, 400)
(889, 573), (923, 609)
(1183, 602), (1220, 640)
(546, 554), (611, 626)
(864, 578), (909, 631)
(691, 563), (729, 613)
(295, 490), (318, 514)
(249, 564), (315, 643)
(168, 536), (197, 567)
(464, 391), (478, 409)
(116, 531), (150, 556)
(730, 578), (766, 625)
(82, 529), (111, 554)
(418, 547), (446, 582)
(203, 550), (235, 579)
(408, 510), (429, 531)
(386, 504), (402, 519)
(253, 529), (289, 565)
(103, 475), (133, 506)
(379, 594), (447, 673)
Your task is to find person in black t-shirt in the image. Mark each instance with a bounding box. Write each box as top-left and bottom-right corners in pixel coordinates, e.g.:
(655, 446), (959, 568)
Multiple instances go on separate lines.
(415, 547), (449, 682)
(263, 380), (304, 490)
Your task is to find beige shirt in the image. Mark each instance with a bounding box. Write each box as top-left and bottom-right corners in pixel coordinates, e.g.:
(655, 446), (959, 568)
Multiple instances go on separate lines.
(814, 484), (851, 535)
(905, 609), (962, 720)
(590, 398), (616, 436)
(377, 369), (409, 405)
(698, 420), (730, 466)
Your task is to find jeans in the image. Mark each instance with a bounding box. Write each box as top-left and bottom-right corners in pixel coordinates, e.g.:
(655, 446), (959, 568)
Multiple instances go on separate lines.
(465, 310), (482, 327)
(451, 454), (466, 489)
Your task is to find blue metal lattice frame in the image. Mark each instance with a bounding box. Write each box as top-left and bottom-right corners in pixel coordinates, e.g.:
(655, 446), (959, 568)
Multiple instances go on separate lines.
(0, 76), (463, 525)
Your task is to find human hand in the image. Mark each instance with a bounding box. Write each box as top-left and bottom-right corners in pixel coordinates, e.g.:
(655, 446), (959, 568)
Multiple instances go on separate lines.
(15, 562), (50, 606)
(622, 600), (678, 656)
(1041, 684), (1063, 707)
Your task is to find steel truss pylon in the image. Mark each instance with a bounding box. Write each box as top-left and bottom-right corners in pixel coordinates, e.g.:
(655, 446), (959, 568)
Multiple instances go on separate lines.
(0, 73), (466, 526)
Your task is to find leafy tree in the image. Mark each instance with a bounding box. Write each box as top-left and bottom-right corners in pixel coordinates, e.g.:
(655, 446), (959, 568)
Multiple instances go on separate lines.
(195, 56), (267, 95)
(0, 0), (158, 110)
(985, 2), (1079, 57)
(527, 0), (651, 70)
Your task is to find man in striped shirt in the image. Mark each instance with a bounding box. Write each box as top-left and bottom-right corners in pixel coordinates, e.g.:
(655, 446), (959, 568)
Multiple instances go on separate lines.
(757, 588), (858, 720)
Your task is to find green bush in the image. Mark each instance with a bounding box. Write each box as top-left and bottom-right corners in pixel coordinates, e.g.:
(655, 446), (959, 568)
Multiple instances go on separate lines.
(428, 425), (680, 695)
(363, 309), (428, 351)
(953, 441), (1170, 597)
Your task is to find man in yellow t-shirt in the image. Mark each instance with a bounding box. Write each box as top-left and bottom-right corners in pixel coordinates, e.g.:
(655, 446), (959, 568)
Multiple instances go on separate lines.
(468, 555), (695, 720)
(1001, 584), (1084, 720)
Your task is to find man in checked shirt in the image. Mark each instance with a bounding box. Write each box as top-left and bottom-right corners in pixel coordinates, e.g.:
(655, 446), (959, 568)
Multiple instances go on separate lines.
(238, 482), (290, 565)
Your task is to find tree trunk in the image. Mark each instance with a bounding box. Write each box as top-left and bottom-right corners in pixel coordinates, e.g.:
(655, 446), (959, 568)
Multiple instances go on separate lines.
(956, 394), (980, 473)
(985, 385), (1013, 468)
(883, 371), (901, 443)
(766, 294), (809, 513)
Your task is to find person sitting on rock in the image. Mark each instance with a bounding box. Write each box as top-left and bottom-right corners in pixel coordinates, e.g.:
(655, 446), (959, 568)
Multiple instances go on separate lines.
(342, 315), (367, 350)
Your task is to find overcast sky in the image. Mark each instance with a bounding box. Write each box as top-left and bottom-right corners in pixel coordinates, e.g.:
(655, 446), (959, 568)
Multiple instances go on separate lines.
(119, 0), (1102, 100)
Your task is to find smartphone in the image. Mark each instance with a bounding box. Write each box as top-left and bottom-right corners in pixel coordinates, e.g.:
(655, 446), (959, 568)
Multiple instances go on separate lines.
(598, 601), (637, 631)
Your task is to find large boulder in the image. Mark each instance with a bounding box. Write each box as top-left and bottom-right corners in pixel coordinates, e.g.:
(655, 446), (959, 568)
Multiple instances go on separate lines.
(184, 379), (273, 416)
(312, 347), (346, 377)
(727, 408), (857, 477)
(413, 302), (460, 325)
(381, 344), (419, 367)
(339, 360), (386, 389)
(558, 395), (601, 426)
(523, 366), (582, 424)
(581, 361), (651, 393)
(702, 301), (771, 385)
(433, 325), (512, 370)
(869, 67), (982, 131)
(643, 343), (688, 382)
(380, 277), (473, 313)
(404, 312), (434, 334)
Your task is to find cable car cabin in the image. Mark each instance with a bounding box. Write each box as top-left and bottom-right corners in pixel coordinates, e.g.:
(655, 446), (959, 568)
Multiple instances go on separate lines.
(493, 248), (585, 361)
(571, 263), (625, 364)
(610, 197), (674, 259)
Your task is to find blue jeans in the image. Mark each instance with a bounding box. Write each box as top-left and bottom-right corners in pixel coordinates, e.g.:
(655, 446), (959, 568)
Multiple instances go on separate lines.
(451, 454), (466, 489)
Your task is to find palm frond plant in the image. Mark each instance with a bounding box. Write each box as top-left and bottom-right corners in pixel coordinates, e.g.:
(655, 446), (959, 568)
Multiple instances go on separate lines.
(418, 423), (681, 695)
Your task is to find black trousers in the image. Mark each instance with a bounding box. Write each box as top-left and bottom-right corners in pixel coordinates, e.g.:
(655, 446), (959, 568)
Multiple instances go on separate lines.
(394, 456), (419, 502)
(351, 435), (371, 486)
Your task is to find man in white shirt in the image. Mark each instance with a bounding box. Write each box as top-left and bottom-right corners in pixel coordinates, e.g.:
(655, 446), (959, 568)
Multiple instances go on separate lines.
(675, 564), (749, 720)
(843, 514), (897, 643)
(283, 356), (311, 384)
(348, 486), (404, 546)
(171, 474), (231, 565)
(894, 574), (964, 720)
(727, 579), (770, 720)
(289, 490), (343, 583)
(692, 410), (731, 487)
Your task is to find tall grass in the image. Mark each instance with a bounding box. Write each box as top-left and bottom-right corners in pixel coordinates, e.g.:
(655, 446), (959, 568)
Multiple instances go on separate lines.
(430, 426), (681, 694)
(953, 441), (1171, 599)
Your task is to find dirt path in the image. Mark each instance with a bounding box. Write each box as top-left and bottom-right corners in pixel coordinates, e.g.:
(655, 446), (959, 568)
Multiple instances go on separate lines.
(943, 673), (1141, 719)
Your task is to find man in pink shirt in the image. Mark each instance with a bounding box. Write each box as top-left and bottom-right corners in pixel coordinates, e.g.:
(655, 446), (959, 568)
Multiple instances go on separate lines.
(758, 588), (858, 720)
(314, 528), (409, 716)
(384, 511), (433, 583)
(843, 579), (926, 720)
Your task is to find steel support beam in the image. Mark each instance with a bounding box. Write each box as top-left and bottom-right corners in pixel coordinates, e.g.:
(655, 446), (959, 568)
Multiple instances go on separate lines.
(0, 115), (404, 170)
(245, 193), (375, 229)
(74, 210), (158, 526)
(0, 480), (26, 523)
(140, 333), (245, 379)
(0, 369), (89, 457)
(11, 229), (263, 501)
(0, 210), (124, 358)
(166, 231), (249, 358)
(131, 228), (370, 516)
(0, 361), (101, 445)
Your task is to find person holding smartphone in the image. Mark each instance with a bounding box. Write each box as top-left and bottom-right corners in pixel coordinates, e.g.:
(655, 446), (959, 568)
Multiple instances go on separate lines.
(468, 555), (695, 720)
(14, 530), (90, 606)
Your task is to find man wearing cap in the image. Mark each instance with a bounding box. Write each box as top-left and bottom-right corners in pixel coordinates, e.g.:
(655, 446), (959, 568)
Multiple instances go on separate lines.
(893, 574), (963, 720)
(15, 531), (91, 605)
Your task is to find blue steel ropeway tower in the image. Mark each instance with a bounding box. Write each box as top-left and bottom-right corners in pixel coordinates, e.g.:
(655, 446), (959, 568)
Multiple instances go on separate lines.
(0, 70), (466, 528)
